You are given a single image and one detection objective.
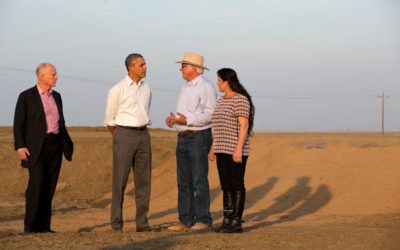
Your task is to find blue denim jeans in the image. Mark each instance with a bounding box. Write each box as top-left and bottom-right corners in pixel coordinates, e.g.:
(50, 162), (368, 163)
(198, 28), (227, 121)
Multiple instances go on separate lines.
(176, 128), (212, 227)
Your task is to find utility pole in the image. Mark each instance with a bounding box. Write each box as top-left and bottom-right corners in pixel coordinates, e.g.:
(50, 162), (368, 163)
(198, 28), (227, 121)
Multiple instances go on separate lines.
(377, 92), (389, 135)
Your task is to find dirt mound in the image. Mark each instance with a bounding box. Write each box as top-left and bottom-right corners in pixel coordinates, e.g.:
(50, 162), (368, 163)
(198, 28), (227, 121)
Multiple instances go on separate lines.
(1, 129), (399, 249)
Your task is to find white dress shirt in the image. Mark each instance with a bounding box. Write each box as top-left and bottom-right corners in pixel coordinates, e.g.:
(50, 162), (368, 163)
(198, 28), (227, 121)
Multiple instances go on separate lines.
(175, 75), (217, 131)
(104, 75), (151, 127)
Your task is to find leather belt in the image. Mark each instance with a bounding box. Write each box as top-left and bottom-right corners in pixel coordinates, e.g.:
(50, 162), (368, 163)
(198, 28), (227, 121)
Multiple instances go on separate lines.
(117, 125), (147, 131)
(178, 130), (196, 137)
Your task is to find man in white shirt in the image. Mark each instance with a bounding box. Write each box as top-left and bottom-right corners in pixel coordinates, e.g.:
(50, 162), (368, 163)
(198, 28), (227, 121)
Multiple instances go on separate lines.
(165, 52), (217, 231)
(104, 53), (152, 232)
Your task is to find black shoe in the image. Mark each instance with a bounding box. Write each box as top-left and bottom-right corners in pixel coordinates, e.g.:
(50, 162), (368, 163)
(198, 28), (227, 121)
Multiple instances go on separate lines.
(23, 230), (39, 236)
(136, 226), (152, 232)
(212, 220), (230, 233)
(220, 218), (243, 233)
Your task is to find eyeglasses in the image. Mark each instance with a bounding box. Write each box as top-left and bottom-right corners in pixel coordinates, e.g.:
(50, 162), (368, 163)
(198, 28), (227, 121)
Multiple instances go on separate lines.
(181, 63), (193, 68)
(42, 73), (58, 77)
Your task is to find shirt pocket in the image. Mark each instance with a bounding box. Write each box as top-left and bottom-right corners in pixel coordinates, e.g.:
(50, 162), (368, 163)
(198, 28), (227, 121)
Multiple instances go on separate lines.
(187, 94), (201, 112)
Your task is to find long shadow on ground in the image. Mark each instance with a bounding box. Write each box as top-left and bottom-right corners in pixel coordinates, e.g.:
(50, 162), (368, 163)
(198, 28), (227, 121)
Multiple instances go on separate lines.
(246, 183), (332, 231)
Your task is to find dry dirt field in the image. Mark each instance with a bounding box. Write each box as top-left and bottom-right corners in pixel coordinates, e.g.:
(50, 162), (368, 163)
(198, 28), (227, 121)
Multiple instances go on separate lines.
(0, 127), (399, 249)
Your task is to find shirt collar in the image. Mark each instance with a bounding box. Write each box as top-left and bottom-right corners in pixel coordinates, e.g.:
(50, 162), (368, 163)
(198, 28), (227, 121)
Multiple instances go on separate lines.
(36, 84), (53, 95)
(125, 75), (143, 87)
(187, 75), (202, 87)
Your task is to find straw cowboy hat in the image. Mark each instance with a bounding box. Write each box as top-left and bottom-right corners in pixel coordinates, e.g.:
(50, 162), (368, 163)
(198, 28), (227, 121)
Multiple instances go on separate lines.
(176, 52), (209, 70)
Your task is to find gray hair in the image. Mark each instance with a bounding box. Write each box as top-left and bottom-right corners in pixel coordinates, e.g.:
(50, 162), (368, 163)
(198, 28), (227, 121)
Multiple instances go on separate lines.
(35, 63), (52, 76)
(196, 66), (204, 74)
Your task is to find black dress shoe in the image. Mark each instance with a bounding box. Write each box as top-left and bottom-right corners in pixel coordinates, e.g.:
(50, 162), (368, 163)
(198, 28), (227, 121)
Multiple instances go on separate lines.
(136, 226), (152, 232)
(23, 230), (39, 236)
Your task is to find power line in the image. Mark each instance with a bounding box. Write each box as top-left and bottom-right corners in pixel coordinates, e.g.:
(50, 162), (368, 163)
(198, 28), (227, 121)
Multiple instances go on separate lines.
(0, 64), (179, 93)
(0, 64), (109, 84)
(1, 64), (399, 99)
(252, 89), (379, 95)
(252, 95), (376, 100)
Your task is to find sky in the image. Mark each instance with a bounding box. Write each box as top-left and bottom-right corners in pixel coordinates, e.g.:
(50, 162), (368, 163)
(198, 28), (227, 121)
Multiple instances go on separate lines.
(1, 0), (400, 132)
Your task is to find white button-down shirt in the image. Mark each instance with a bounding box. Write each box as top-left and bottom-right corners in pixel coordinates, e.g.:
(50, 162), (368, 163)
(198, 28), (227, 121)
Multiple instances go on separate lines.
(104, 75), (151, 127)
(175, 75), (217, 131)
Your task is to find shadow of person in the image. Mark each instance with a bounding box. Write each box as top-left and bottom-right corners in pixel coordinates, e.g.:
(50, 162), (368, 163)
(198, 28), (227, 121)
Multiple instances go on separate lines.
(78, 187), (221, 232)
(101, 229), (208, 249)
(246, 184), (332, 231)
(0, 206), (86, 223)
(246, 176), (279, 210)
(244, 176), (311, 222)
(276, 184), (332, 223)
(209, 186), (221, 202)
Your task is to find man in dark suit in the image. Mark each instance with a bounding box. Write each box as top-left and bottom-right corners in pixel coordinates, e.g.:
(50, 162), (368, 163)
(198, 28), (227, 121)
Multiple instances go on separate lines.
(13, 63), (73, 234)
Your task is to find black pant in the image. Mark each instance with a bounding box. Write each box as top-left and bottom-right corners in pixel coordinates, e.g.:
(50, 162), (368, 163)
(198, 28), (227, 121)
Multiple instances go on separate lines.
(216, 153), (248, 191)
(25, 134), (62, 232)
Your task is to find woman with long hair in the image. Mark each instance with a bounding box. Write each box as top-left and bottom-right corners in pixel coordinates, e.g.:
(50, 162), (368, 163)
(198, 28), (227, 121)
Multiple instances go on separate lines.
(209, 68), (255, 233)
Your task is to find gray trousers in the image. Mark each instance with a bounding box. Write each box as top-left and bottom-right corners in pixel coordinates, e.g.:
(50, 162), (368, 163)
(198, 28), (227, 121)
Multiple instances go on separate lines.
(111, 126), (152, 229)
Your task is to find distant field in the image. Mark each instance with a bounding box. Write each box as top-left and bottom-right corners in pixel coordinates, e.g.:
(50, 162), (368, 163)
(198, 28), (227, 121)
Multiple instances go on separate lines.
(1, 127), (399, 249)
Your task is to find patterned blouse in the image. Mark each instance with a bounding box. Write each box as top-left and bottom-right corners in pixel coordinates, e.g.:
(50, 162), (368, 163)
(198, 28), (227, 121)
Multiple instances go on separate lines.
(212, 93), (251, 156)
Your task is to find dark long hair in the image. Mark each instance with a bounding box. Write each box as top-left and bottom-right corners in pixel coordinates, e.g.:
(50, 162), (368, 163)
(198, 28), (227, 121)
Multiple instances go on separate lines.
(217, 68), (255, 135)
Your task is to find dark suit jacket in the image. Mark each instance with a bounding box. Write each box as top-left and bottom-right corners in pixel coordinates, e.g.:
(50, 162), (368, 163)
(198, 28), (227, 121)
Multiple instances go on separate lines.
(13, 86), (73, 168)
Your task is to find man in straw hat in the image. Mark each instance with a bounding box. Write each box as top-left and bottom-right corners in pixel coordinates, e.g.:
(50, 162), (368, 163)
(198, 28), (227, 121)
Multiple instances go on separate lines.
(165, 52), (217, 231)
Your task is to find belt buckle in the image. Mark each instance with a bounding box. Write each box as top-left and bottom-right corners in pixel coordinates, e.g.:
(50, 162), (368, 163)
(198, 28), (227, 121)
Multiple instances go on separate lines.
(179, 130), (193, 137)
(136, 126), (146, 131)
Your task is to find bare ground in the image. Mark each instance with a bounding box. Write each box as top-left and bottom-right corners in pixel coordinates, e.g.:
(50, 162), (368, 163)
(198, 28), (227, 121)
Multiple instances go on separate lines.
(1, 127), (399, 249)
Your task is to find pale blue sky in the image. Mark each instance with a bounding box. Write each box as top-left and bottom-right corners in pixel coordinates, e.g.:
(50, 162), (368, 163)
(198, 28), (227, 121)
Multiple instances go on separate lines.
(1, 0), (399, 131)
